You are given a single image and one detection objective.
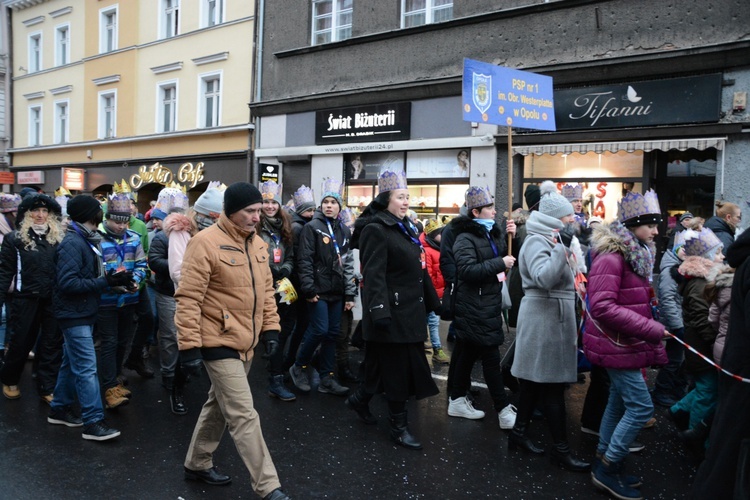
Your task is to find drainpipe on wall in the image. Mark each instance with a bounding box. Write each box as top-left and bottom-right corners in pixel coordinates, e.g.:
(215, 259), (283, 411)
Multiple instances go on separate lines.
(249, 0), (265, 184)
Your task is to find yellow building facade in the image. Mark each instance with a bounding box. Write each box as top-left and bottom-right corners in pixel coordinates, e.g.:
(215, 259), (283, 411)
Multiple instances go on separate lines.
(5, 0), (254, 206)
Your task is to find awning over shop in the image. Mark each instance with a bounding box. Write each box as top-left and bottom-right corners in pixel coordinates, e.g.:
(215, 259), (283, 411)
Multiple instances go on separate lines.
(512, 137), (726, 156)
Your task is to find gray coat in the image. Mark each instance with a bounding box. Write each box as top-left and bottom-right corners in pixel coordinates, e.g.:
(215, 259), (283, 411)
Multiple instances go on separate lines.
(511, 211), (578, 384)
(657, 249), (684, 331)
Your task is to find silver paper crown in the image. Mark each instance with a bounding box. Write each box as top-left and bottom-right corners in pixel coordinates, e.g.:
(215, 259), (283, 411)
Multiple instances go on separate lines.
(465, 185), (494, 210)
(292, 185), (315, 208)
(156, 185), (189, 214)
(107, 192), (132, 216)
(321, 178), (343, 199)
(260, 180), (282, 201)
(561, 184), (584, 202)
(378, 169), (408, 193)
(0, 193), (22, 213)
(339, 207), (356, 229)
(683, 228), (723, 257)
(206, 181), (227, 192)
(617, 189), (661, 224)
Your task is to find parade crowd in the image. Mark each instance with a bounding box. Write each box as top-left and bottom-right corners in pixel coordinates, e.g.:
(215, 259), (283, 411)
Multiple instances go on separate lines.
(0, 171), (747, 500)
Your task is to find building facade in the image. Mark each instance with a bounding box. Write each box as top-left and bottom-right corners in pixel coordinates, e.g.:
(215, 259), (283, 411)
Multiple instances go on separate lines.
(4, 0), (254, 209)
(252, 0), (749, 245)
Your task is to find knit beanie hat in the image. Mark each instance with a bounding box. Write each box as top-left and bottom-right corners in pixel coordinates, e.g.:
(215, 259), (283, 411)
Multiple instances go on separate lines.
(67, 195), (103, 224)
(194, 188), (225, 217)
(223, 182), (263, 217)
(539, 181), (574, 219)
(524, 184), (541, 211)
(292, 185), (315, 215)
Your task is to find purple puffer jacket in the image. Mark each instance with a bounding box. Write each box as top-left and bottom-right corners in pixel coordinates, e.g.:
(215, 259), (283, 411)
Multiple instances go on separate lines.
(583, 222), (667, 370)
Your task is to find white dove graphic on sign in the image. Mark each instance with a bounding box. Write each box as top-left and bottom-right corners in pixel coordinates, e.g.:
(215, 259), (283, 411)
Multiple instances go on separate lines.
(626, 86), (642, 103)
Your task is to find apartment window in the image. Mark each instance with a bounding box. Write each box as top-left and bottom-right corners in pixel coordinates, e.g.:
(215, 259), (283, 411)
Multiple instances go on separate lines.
(401, 0), (453, 28)
(98, 90), (117, 139)
(28, 33), (42, 72)
(203, 0), (224, 27)
(55, 24), (70, 66)
(54, 100), (69, 144)
(29, 105), (42, 146)
(199, 73), (221, 128)
(312, 0), (352, 45)
(161, 0), (180, 38)
(157, 82), (177, 132)
(100, 5), (119, 53)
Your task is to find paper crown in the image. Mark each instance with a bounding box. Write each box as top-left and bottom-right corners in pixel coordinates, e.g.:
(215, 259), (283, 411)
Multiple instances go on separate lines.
(321, 178), (344, 201)
(275, 277), (298, 305)
(339, 207), (356, 229)
(561, 184), (584, 202)
(260, 180), (282, 201)
(424, 218), (443, 235)
(154, 182), (189, 218)
(107, 190), (132, 221)
(617, 189), (661, 226)
(292, 185), (315, 209)
(378, 169), (408, 193)
(683, 228), (723, 257)
(0, 193), (22, 213)
(113, 179), (137, 202)
(55, 195), (69, 217)
(206, 181), (227, 192)
(55, 186), (72, 198)
(465, 185), (494, 210)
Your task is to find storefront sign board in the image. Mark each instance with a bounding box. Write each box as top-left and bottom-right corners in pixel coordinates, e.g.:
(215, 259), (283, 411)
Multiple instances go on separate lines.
(260, 164), (279, 182)
(0, 172), (15, 185)
(462, 58), (556, 131)
(62, 168), (85, 191)
(315, 103), (411, 145)
(129, 162), (205, 190)
(17, 171), (45, 185)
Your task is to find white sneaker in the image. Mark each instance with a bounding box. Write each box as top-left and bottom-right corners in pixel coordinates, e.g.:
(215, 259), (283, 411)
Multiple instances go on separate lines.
(498, 404), (517, 429)
(448, 396), (485, 420)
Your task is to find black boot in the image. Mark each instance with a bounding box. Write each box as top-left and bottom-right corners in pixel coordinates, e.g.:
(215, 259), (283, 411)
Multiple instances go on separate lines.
(508, 423), (544, 454)
(171, 383), (187, 415)
(549, 442), (591, 472)
(345, 387), (377, 425)
(124, 356), (155, 379)
(389, 410), (422, 450)
(338, 363), (358, 383)
(678, 420), (710, 457)
(545, 403), (590, 472)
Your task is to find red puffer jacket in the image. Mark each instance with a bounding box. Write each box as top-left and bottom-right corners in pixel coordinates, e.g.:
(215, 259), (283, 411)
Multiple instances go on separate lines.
(582, 222), (667, 370)
(419, 232), (445, 299)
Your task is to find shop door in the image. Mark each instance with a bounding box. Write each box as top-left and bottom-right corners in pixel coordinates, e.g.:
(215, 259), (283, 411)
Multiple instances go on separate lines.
(281, 161), (311, 207)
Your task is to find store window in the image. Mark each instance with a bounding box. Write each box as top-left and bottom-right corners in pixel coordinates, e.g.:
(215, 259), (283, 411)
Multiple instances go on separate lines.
(657, 148), (717, 223)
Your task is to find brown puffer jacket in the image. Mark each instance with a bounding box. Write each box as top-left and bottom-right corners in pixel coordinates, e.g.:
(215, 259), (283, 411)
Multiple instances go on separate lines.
(175, 212), (280, 362)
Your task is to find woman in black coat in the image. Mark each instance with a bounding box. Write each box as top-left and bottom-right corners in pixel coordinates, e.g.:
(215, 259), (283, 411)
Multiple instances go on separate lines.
(347, 170), (440, 450)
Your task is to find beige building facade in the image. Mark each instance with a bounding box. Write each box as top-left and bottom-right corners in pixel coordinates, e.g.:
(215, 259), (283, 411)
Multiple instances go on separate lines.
(4, 0), (254, 207)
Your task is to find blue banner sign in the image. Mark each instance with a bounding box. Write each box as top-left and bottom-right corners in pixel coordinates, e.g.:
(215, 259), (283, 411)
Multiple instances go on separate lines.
(462, 58), (556, 131)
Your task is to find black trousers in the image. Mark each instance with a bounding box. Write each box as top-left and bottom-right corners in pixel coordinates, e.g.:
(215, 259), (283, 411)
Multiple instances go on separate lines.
(449, 339), (510, 412)
(0, 296), (61, 395)
(282, 296), (310, 372)
(515, 379), (566, 427)
(267, 300), (297, 376)
(580, 365), (610, 431)
(126, 286), (154, 362)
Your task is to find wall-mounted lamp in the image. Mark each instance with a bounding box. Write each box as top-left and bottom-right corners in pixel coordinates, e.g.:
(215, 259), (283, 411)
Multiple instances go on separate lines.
(86, 149), (92, 159)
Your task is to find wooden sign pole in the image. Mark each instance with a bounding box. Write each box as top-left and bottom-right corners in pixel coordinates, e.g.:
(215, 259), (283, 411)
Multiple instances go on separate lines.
(507, 126), (513, 256)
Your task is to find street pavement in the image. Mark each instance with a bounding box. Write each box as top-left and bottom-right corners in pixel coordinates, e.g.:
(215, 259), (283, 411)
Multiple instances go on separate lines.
(0, 324), (697, 499)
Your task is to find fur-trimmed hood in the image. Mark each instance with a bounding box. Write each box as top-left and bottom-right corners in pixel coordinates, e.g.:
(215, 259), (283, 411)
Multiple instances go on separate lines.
(590, 221), (655, 278)
(678, 255), (718, 280)
(163, 212), (194, 237)
(510, 210), (529, 226)
(705, 263), (734, 289)
(451, 215), (502, 239)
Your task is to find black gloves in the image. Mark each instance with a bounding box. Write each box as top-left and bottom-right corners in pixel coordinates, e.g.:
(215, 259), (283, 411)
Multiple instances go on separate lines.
(179, 349), (203, 378)
(373, 317), (391, 330)
(262, 331), (280, 359)
(106, 269), (133, 287)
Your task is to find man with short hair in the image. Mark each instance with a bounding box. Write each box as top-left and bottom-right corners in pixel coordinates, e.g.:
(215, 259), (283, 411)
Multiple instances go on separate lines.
(176, 182), (289, 500)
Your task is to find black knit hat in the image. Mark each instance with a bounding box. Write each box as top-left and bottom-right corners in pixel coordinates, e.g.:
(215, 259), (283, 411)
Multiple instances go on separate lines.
(17, 193), (62, 221)
(224, 182), (263, 217)
(67, 195), (103, 223)
(524, 184), (541, 212)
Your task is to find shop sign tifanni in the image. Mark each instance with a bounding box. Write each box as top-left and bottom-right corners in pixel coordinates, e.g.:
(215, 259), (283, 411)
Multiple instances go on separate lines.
(130, 162), (205, 190)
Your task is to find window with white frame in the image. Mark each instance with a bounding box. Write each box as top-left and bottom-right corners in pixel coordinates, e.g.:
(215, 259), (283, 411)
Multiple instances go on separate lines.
(199, 73), (221, 128)
(203, 0), (224, 28)
(55, 24), (71, 66)
(161, 0), (180, 39)
(28, 33), (42, 72)
(98, 90), (117, 139)
(99, 5), (119, 53)
(54, 100), (70, 144)
(401, 0), (453, 28)
(157, 81), (177, 133)
(312, 0), (352, 45)
(29, 105), (42, 146)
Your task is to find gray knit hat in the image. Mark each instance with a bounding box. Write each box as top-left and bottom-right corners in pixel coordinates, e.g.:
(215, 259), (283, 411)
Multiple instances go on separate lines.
(539, 181), (574, 219)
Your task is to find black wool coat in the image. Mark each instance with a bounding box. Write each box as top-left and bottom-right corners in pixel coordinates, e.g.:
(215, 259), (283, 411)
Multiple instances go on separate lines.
(359, 210), (439, 344)
(451, 216), (509, 347)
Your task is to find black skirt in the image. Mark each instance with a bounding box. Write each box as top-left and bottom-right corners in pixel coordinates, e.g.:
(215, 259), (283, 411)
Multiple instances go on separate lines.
(363, 341), (439, 401)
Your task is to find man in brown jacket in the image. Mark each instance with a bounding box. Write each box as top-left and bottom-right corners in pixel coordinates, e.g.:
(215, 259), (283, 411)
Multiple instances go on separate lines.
(176, 182), (289, 500)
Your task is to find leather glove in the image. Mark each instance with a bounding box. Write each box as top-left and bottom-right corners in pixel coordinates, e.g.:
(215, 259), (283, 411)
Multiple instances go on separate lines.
(106, 269), (133, 287)
(261, 331), (280, 359)
(373, 317), (391, 330)
(179, 349), (203, 378)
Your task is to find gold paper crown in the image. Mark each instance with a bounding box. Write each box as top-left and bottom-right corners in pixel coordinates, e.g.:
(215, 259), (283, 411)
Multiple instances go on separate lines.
(206, 181), (227, 192)
(378, 169), (408, 193)
(113, 179), (137, 202)
(424, 218), (443, 235)
(292, 185), (315, 208)
(55, 186), (72, 198)
(260, 180), (282, 201)
(683, 228), (723, 257)
(465, 185), (494, 210)
(617, 189), (661, 225)
(275, 277), (298, 305)
(561, 184), (583, 202)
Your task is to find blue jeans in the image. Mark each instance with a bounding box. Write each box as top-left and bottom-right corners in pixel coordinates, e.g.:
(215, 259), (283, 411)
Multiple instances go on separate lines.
(598, 368), (654, 463)
(295, 299), (342, 375)
(671, 371), (718, 429)
(51, 325), (105, 425)
(426, 311), (441, 349)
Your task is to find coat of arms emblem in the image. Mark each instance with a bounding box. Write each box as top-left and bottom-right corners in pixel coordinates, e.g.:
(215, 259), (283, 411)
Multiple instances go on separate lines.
(472, 72), (492, 115)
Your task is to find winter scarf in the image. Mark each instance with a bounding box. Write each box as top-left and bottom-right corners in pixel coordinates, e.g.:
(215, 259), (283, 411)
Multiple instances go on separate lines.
(591, 221), (655, 279)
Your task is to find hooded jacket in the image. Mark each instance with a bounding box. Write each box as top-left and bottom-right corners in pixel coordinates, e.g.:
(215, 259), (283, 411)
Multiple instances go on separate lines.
(657, 248), (684, 331)
(175, 212), (280, 362)
(705, 216), (735, 254)
(705, 265), (734, 363)
(259, 216), (294, 282)
(677, 256), (720, 373)
(419, 230), (444, 299)
(582, 221), (667, 370)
